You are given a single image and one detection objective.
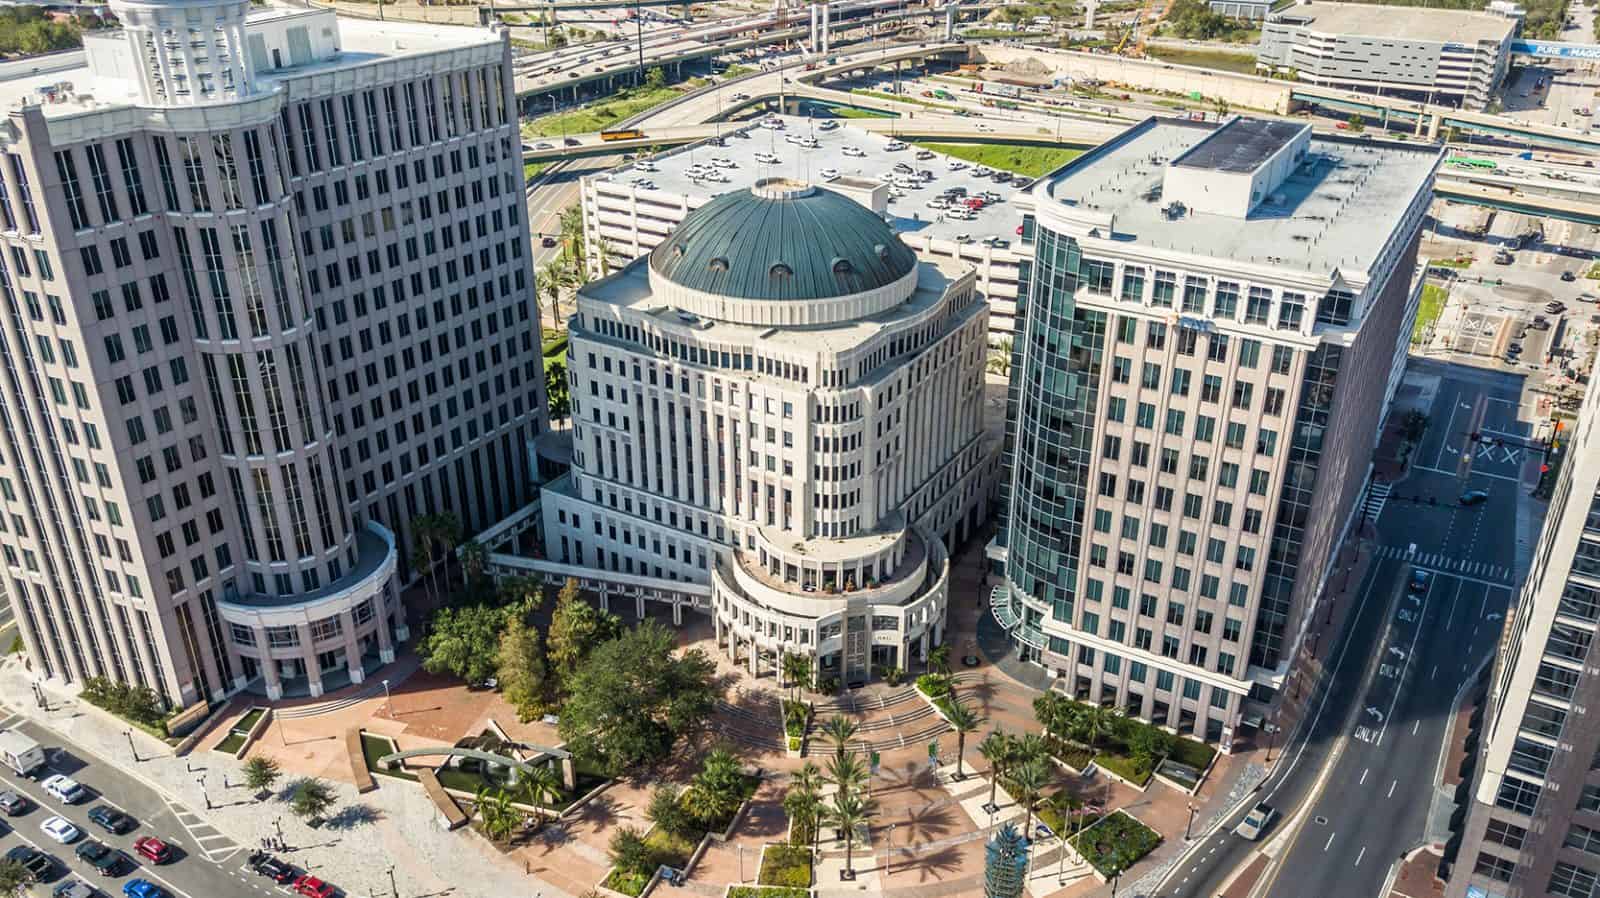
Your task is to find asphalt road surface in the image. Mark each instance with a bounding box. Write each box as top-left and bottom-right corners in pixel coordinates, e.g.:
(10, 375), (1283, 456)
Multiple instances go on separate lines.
(1156, 362), (1532, 898)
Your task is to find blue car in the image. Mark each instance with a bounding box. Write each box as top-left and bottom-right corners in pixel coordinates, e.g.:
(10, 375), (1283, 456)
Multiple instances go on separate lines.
(122, 880), (165, 898)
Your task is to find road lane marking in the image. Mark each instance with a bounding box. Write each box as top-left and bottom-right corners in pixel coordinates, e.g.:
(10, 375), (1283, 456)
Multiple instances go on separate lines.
(1355, 846), (1367, 867)
(1324, 832), (1336, 851)
(1446, 579), (1464, 629)
(1413, 720), (1421, 735)
(1359, 768), (1368, 785)
(1377, 575), (1436, 747)
(1388, 780), (1397, 798)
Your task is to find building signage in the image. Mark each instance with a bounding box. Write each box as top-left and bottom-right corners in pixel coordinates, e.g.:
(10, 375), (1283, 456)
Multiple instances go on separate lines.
(1177, 315), (1215, 333)
(1511, 39), (1600, 60)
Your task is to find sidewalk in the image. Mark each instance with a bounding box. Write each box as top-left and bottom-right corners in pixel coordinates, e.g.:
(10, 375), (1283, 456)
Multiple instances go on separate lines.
(0, 654), (567, 898)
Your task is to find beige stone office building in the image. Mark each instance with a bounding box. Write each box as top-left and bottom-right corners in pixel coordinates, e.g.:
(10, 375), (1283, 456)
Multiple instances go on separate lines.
(0, 0), (545, 704)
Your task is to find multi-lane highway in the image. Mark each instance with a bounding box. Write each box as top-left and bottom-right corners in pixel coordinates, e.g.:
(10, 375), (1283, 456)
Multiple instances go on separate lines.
(1154, 361), (1532, 898)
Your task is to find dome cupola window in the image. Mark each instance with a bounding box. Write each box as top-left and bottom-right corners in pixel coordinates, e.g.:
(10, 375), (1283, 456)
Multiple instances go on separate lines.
(769, 262), (794, 280)
(707, 256), (729, 272)
(831, 257), (854, 276)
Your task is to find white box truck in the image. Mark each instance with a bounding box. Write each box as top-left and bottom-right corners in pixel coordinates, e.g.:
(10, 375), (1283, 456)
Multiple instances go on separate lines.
(0, 731), (45, 777)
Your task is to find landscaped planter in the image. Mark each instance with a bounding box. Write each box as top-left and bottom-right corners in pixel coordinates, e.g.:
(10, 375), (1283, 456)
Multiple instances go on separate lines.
(756, 843), (814, 890)
(1064, 809), (1162, 882)
(1087, 755), (1151, 792)
(723, 886), (811, 898)
(780, 700), (811, 758)
(214, 706), (272, 760)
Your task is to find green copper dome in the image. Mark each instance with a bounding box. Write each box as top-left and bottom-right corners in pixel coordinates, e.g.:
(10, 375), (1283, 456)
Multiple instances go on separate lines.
(649, 181), (919, 303)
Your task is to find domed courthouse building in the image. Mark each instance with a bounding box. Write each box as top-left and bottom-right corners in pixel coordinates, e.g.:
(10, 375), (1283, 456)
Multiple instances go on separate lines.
(540, 180), (998, 683)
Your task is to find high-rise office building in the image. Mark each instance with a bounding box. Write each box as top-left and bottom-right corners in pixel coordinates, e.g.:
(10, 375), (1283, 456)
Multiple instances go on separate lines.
(0, 0), (545, 706)
(1449, 374), (1600, 898)
(991, 117), (1436, 743)
(541, 179), (997, 684)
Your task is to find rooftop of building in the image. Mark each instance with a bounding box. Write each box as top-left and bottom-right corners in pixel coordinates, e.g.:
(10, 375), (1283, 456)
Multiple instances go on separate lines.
(581, 253), (973, 368)
(649, 180), (920, 303)
(1269, 2), (1516, 44)
(1172, 118), (1307, 174)
(0, 9), (497, 119)
(1038, 117), (1440, 278)
(594, 115), (1040, 247)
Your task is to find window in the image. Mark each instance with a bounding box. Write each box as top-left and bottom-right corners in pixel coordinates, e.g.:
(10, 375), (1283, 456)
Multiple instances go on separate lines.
(1494, 775), (1541, 815)
(1121, 266), (1145, 302)
(1484, 818), (1527, 850)
(1245, 287), (1271, 324)
(1277, 292), (1305, 330)
(1550, 862), (1600, 898)
(1472, 853), (1515, 883)
(1566, 824), (1600, 857)
(1201, 375), (1222, 404)
(1547, 623), (1594, 662)
(1152, 271), (1176, 308)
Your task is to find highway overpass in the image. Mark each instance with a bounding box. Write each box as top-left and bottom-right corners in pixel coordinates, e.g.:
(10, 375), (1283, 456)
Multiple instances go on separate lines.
(1288, 86), (1600, 154)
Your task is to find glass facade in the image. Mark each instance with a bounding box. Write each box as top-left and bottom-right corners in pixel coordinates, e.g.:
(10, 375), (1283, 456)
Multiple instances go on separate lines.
(1001, 224), (1108, 657)
(1253, 343), (1341, 667)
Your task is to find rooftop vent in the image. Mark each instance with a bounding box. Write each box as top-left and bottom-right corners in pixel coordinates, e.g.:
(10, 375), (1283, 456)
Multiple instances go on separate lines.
(1162, 201), (1187, 221)
(874, 244), (890, 261)
(831, 257), (854, 276)
(769, 262), (793, 280)
(707, 256), (729, 272)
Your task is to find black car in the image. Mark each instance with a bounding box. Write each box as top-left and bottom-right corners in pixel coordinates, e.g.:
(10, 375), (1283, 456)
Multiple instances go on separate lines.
(52, 881), (98, 898)
(247, 852), (296, 884)
(1409, 568), (1432, 593)
(5, 844), (56, 882)
(0, 790), (31, 816)
(1460, 489), (1490, 506)
(86, 806), (133, 835)
(1562, 270), (1578, 282)
(73, 841), (123, 876)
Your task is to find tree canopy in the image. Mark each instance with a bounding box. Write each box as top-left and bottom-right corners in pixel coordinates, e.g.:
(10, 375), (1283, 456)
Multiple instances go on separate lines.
(496, 600), (549, 721)
(418, 602), (507, 685)
(557, 619), (719, 774)
(547, 579), (621, 686)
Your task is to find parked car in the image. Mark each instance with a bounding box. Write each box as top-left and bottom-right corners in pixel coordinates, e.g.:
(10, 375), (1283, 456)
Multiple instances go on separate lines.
(1562, 270), (1578, 281)
(1234, 802), (1275, 840)
(133, 837), (172, 865)
(43, 775), (86, 804)
(121, 880), (165, 898)
(5, 844), (56, 882)
(1460, 490), (1490, 506)
(0, 790), (31, 816)
(52, 881), (98, 898)
(248, 852), (297, 884)
(74, 841), (124, 876)
(293, 874), (337, 898)
(41, 816), (82, 844)
(87, 806), (133, 835)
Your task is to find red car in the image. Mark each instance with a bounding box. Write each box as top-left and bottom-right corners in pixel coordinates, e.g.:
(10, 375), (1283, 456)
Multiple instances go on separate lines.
(134, 836), (172, 864)
(292, 875), (336, 898)
(964, 198), (986, 210)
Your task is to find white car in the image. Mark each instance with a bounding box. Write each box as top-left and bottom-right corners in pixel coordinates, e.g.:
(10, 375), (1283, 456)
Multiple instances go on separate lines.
(842, 146), (866, 157)
(884, 141), (907, 151)
(948, 161), (967, 171)
(819, 168), (841, 181)
(43, 774), (85, 804)
(1234, 803), (1275, 841)
(41, 815), (81, 844)
(817, 120), (839, 131)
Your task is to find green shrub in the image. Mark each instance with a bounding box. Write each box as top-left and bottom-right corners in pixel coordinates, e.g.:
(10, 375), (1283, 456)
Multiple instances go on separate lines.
(1093, 751), (1153, 786)
(729, 888), (810, 898)
(80, 676), (168, 730)
(915, 673), (950, 698)
(757, 844), (813, 888)
(1068, 810), (1160, 877)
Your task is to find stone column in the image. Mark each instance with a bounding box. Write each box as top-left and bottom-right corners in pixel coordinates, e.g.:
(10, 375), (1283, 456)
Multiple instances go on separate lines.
(599, 589), (609, 614)
(388, 581), (410, 642)
(672, 599), (683, 627)
(342, 610), (365, 686)
(635, 595), (645, 622)
(256, 625), (283, 700)
(298, 623), (323, 698)
(560, 756), (576, 791)
(919, 630), (930, 667)
(376, 604), (395, 664)
(748, 641), (758, 676)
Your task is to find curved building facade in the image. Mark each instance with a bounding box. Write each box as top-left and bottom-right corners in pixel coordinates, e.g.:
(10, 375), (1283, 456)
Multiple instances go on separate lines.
(542, 180), (995, 683)
(0, 1), (545, 704)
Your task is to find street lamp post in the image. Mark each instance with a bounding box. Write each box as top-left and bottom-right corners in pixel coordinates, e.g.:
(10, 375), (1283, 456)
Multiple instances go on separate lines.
(1109, 865), (1122, 898)
(198, 773), (212, 810)
(125, 730), (140, 763)
(382, 678), (393, 717)
(885, 823), (897, 878)
(388, 865), (399, 898)
(1265, 721), (1279, 762)
(738, 844), (745, 883)
(1184, 803), (1198, 841)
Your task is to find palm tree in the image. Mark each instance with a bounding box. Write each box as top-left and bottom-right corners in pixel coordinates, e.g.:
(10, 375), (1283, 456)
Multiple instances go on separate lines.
(978, 730), (1013, 809)
(825, 752), (868, 799)
(1083, 704), (1114, 754)
(1015, 732), (1049, 767)
(539, 259), (570, 332)
(1046, 790), (1085, 841)
(460, 540), (487, 587)
(782, 654), (812, 702)
(475, 786), (521, 843)
(433, 512), (462, 594)
(409, 515), (438, 604)
(821, 714), (858, 760)
(1010, 758), (1050, 838)
(1033, 691), (1076, 742)
(522, 764), (562, 810)
(928, 644), (951, 676)
(946, 698), (980, 780)
(792, 761), (824, 798)
(823, 789), (876, 880)
(782, 782), (822, 848)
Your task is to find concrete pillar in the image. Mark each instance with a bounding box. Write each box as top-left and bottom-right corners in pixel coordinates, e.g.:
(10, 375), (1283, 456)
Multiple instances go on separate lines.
(599, 589), (609, 614)
(376, 604), (395, 664)
(298, 623), (323, 698)
(672, 600), (683, 626)
(560, 756), (576, 791)
(730, 634), (739, 665)
(389, 582), (410, 642)
(256, 626), (283, 700)
(919, 630), (929, 666)
(635, 595), (645, 622)
(342, 610), (365, 685)
(748, 641), (758, 676)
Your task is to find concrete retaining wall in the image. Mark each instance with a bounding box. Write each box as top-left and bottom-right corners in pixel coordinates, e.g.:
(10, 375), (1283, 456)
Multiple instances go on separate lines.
(971, 45), (1292, 114)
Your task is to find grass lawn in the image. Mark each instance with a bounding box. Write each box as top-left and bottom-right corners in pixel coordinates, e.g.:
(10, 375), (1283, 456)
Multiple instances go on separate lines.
(1586, 261), (1600, 279)
(604, 869), (651, 897)
(525, 80), (706, 138)
(1429, 256), (1474, 269)
(644, 826), (699, 867)
(1144, 46), (1259, 76)
(758, 845), (813, 888)
(361, 733), (419, 781)
(1093, 750), (1154, 787)
(729, 889), (810, 898)
(827, 104), (897, 119)
(524, 160), (550, 183)
(914, 142), (1084, 177)
(1068, 810), (1161, 877)
(1167, 737), (1216, 772)
(1412, 283), (1448, 345)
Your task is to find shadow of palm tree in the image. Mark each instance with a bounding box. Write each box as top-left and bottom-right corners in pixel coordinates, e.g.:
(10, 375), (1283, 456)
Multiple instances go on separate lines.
(322, 803), (383, 830)
(888, 843), (966, 883)
(899, 802), (957, 842)
(575, 793), (621, 828)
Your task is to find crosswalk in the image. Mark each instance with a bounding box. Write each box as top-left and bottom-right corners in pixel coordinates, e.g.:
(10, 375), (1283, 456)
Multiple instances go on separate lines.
(1373, 543), (1514, 582)
(1361, 481), (1392, 522)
